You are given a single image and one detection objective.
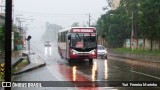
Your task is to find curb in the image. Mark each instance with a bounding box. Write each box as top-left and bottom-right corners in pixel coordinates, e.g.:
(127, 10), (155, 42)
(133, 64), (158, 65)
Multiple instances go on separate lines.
(14, 63), (46, 75)
(12, 48), (46, 75)
(22, 53), (31, 64)
(109, 54), (160, 64)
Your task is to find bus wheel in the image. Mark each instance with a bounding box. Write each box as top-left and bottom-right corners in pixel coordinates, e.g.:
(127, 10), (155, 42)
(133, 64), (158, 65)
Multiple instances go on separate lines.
(60, 54), (63, 58)
(89, 59), (93, 63)
(68, 59), (72, 63)
(105, 56), (107, 59)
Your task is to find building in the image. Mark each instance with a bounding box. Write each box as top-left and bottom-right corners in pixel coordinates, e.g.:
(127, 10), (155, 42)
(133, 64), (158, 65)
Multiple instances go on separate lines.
(111, 0), (120, 10)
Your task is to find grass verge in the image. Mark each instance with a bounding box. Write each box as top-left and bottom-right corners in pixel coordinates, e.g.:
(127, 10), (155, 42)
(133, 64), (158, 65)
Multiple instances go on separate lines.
(12, 59), (29, 80)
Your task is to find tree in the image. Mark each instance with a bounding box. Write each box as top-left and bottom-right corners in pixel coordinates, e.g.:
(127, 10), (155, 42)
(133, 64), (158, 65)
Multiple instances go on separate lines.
(138, 0), (160, 50)
(96, 7), (130, 48)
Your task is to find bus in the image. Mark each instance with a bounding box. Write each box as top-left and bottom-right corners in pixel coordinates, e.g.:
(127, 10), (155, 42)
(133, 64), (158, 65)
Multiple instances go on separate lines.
(58, 27), (97, 63)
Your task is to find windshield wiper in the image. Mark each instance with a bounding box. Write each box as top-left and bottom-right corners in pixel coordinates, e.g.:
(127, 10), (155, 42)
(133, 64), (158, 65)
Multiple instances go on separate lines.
(76, 33), (81, 41)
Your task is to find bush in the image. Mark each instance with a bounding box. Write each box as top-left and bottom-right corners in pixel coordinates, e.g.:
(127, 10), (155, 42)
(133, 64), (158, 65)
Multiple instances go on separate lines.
(0, 25), (5, 51)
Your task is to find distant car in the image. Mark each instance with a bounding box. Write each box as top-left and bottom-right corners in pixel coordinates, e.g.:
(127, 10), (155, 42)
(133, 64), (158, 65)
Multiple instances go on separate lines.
(97, 45), (107, 59)
(44, 41), (51, 47)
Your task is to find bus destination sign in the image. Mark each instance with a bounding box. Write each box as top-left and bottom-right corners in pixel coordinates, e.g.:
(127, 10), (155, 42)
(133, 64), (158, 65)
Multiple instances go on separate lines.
(72, 28), (95, 33)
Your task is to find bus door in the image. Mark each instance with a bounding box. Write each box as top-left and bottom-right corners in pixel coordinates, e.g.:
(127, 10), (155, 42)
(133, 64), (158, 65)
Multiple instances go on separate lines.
(66, 34), (70, 59)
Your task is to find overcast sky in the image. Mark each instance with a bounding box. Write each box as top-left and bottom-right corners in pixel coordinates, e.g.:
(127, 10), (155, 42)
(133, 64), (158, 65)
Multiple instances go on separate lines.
(13, 0), (108, 40)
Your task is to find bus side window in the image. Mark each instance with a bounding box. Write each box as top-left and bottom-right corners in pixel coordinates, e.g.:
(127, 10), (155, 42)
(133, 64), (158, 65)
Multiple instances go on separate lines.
(62, 32), (65, 42)
(61, 33), (63, 42)
(59, 33), (60, 42)
(64, 31), (67, 42)
(71, 34), (76, 47)
(58, 33), (60, 42)
(64, 32), (67, 42)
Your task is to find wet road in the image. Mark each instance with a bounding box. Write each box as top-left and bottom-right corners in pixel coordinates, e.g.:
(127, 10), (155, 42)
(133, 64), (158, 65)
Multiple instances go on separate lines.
(12, 41), (160, 90)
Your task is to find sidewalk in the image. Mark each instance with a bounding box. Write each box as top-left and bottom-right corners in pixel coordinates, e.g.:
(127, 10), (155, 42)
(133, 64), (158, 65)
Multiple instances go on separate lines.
(108, 49), (160, 63)
(12, 49), (46, 75)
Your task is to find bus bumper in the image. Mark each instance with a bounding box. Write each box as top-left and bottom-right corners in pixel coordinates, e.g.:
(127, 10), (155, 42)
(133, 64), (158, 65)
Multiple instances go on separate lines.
(70, 54), (97, 59)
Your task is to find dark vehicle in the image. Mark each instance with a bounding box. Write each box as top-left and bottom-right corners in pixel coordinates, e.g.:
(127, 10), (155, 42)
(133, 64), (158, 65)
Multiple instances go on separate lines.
(97, 45), (107, 59)
(44, 41), (51, 47)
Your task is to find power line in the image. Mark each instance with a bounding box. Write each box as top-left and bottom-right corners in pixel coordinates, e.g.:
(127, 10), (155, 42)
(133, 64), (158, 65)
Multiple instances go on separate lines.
(14, 11), (105, 16)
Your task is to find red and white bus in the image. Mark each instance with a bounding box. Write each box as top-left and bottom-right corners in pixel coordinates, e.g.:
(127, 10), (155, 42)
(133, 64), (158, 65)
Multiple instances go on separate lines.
(58, 27), (97, 63)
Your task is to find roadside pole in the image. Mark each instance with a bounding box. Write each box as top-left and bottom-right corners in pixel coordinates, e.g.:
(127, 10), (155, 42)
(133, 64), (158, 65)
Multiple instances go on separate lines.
(28, 40), (30, 55)
(5, 0), (12, 88)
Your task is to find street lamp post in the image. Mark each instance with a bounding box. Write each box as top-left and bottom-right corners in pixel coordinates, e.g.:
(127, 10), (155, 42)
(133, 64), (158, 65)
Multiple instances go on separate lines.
(24, 24), (28, 50)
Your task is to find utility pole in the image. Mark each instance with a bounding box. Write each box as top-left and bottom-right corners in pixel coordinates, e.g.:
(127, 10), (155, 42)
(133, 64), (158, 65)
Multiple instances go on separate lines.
(131, 10), (135, 51)
(130, 0), (138, 51)
(83, 20), (84, 27)
(25, 24), (28, 49)
(5, 0), (12, 87)
(89, 13), (91, 27)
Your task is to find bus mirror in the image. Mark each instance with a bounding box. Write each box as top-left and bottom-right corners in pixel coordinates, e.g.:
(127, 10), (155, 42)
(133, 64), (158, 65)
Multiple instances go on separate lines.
(68, 35), (71, 40)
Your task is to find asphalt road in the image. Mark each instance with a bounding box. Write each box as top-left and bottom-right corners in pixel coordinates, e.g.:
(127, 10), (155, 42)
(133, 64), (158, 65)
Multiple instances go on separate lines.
(12, 41), (160, 90)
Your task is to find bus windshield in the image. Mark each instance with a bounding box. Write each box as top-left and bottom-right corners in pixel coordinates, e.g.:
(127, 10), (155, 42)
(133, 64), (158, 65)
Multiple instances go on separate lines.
(70, 33), (96, 50)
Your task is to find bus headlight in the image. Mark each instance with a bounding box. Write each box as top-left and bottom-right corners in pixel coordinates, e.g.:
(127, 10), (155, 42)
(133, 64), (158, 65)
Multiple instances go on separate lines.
(71, 49), (77, 55)
(91, 51), (95, 55)
(90, 50), (96, 55)
(72, 51), (76, 55)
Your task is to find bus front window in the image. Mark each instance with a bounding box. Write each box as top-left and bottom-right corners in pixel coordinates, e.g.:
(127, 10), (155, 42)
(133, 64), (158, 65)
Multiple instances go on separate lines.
(71, 33), (96, 49)
(71, 34), (83, 48)
(83, 35), (96, 49)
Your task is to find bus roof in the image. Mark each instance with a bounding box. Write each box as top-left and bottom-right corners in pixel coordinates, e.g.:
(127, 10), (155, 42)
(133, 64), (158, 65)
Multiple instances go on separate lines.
(58, 27), (96, 33)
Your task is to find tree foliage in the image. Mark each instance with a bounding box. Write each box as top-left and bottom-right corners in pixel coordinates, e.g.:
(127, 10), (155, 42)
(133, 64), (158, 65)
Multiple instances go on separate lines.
(96, 7), (130, 48)
(0, 25), (5, 51)
(0, 25), (5, 41)
(97, 0), (160, 49)
(138, 0), (160, 40)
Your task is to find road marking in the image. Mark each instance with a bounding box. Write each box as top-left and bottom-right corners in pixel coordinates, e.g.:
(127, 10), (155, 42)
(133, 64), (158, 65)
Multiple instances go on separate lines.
(112, 65), (160, 80)
(129, 70), (160, 80)
(103, 88), (118, 90)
